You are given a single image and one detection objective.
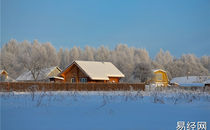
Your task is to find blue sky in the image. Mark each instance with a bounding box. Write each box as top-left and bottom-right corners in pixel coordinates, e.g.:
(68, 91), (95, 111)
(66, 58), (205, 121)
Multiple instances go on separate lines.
(1, 0), (210, 57)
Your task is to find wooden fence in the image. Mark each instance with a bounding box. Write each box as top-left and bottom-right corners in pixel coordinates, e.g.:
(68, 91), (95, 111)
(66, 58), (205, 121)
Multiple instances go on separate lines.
(0, 82), (145, 92)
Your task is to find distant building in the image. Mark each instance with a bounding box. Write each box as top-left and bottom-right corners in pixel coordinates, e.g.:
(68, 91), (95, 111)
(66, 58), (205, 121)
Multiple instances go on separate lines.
(0, 69), (15, 82)
(152, 69), (169, 87)
(16, 66), (62, 82)
(204, 79), (210, 87)
(58, 60), (125, 83)
(170, 76), (209, 87)
(0, 70), (8, 79)
(49, 76), (64, 82)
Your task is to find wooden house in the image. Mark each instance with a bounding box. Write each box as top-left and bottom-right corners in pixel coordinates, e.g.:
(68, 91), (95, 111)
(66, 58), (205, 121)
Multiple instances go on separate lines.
(0, 69), (8, 81)
(16, 66), (62, 82)
(0, 70), (8, 79)
(58, 60), (125, 83)
(152, 69), (169, 87)
(0, 70), (15, 82)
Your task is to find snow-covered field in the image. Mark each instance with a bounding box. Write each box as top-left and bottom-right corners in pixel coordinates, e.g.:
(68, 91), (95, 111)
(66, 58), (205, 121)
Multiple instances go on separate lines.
(1, 90), (210, 130)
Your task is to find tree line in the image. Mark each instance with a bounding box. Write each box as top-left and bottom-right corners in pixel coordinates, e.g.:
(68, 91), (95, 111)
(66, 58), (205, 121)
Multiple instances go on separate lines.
(0, 39), (209, 82)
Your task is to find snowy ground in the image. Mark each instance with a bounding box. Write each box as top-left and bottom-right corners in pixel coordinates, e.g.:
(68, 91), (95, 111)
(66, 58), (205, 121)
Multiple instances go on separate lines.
(1, 90), (210, 130)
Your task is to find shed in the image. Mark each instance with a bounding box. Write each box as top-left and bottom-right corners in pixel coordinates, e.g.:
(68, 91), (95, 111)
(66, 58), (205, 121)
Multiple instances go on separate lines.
(170, 76), (209, 87)
(0, 70), (15, 82)
(152, 69), (169, 87)
(16, 66), (62, 82)
(204, 79), (210, 87)
(0, 70), (8, 79)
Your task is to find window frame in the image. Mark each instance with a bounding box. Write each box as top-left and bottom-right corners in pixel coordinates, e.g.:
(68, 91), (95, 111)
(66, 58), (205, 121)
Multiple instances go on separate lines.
(71, 77), (76, 83)
(80, 78), (87, 83)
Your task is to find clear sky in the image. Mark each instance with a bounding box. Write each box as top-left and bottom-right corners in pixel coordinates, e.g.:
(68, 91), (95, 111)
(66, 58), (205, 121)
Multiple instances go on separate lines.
(1, 0), (210, 57)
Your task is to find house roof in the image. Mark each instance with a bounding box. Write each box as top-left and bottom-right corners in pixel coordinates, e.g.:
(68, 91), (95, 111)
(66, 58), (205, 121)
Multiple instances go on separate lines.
(49, 76), (64, 80)
(171, 76), (210, 84)
(152, 69), (166, 73)
(0, 70), (8, 75)
(16, 66), (61, 81)
(60, 60), (125, 80)
(204, 79), (210, 84)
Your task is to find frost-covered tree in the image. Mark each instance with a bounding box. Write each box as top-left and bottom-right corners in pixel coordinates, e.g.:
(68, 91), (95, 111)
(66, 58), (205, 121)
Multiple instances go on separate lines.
(69, 46), (81, 63)
(95, 46), (110, 61)
(132, 62), (153, 82)
(17, 40), (49, 80)
(57, 48), (65, 69)
(1, 39), (209, 81)
(111, 44), (136, 82)
(42, 42), (59, 66)
(155, 49), (173, 66)
(82, 46), (95, 61)
(200, 56), (210, 72)
(58, 48), (70, 69)
(0, 39), (21, 78)
(180, 54), (208, 76)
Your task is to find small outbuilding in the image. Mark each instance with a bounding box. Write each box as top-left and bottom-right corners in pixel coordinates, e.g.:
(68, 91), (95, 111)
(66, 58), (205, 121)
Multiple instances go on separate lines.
(49, 76), (64, 82)
(0, 70), (8, 79)
(152, 69), (169, 87)
(204, 79), (210, 87)
(16, 66), (62, 82)
(0, 69), (15, 82)
(170, 76), (209, 87)
(58, 60), (125, 83)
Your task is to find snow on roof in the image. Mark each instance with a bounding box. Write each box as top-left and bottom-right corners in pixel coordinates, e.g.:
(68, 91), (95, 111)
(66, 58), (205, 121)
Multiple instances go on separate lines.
(16, 66), (61, 81)
(171, 76), (210, 84)
(204, 79), (210, 84)
(0, 69), (8, 74)
(152, 69), (166, 73)
(179, 83), (204, 87)
(61, 60), (125, 80)
(49, 76), (64, 80)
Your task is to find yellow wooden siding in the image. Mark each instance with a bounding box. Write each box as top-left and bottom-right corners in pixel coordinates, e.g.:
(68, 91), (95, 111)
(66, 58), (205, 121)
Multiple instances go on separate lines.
(0, 70), (8, 79)
(153, 70), (169, 87)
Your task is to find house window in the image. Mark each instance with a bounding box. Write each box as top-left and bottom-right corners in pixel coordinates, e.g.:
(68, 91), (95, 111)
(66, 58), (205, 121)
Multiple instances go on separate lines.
(80, 78), (87, 83)
(71, 78), (76, 83)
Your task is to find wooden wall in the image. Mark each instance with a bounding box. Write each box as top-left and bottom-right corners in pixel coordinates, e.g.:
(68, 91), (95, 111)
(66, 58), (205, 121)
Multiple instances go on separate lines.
(108, 77), (120, 83)
(64, 64), (89, 82)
